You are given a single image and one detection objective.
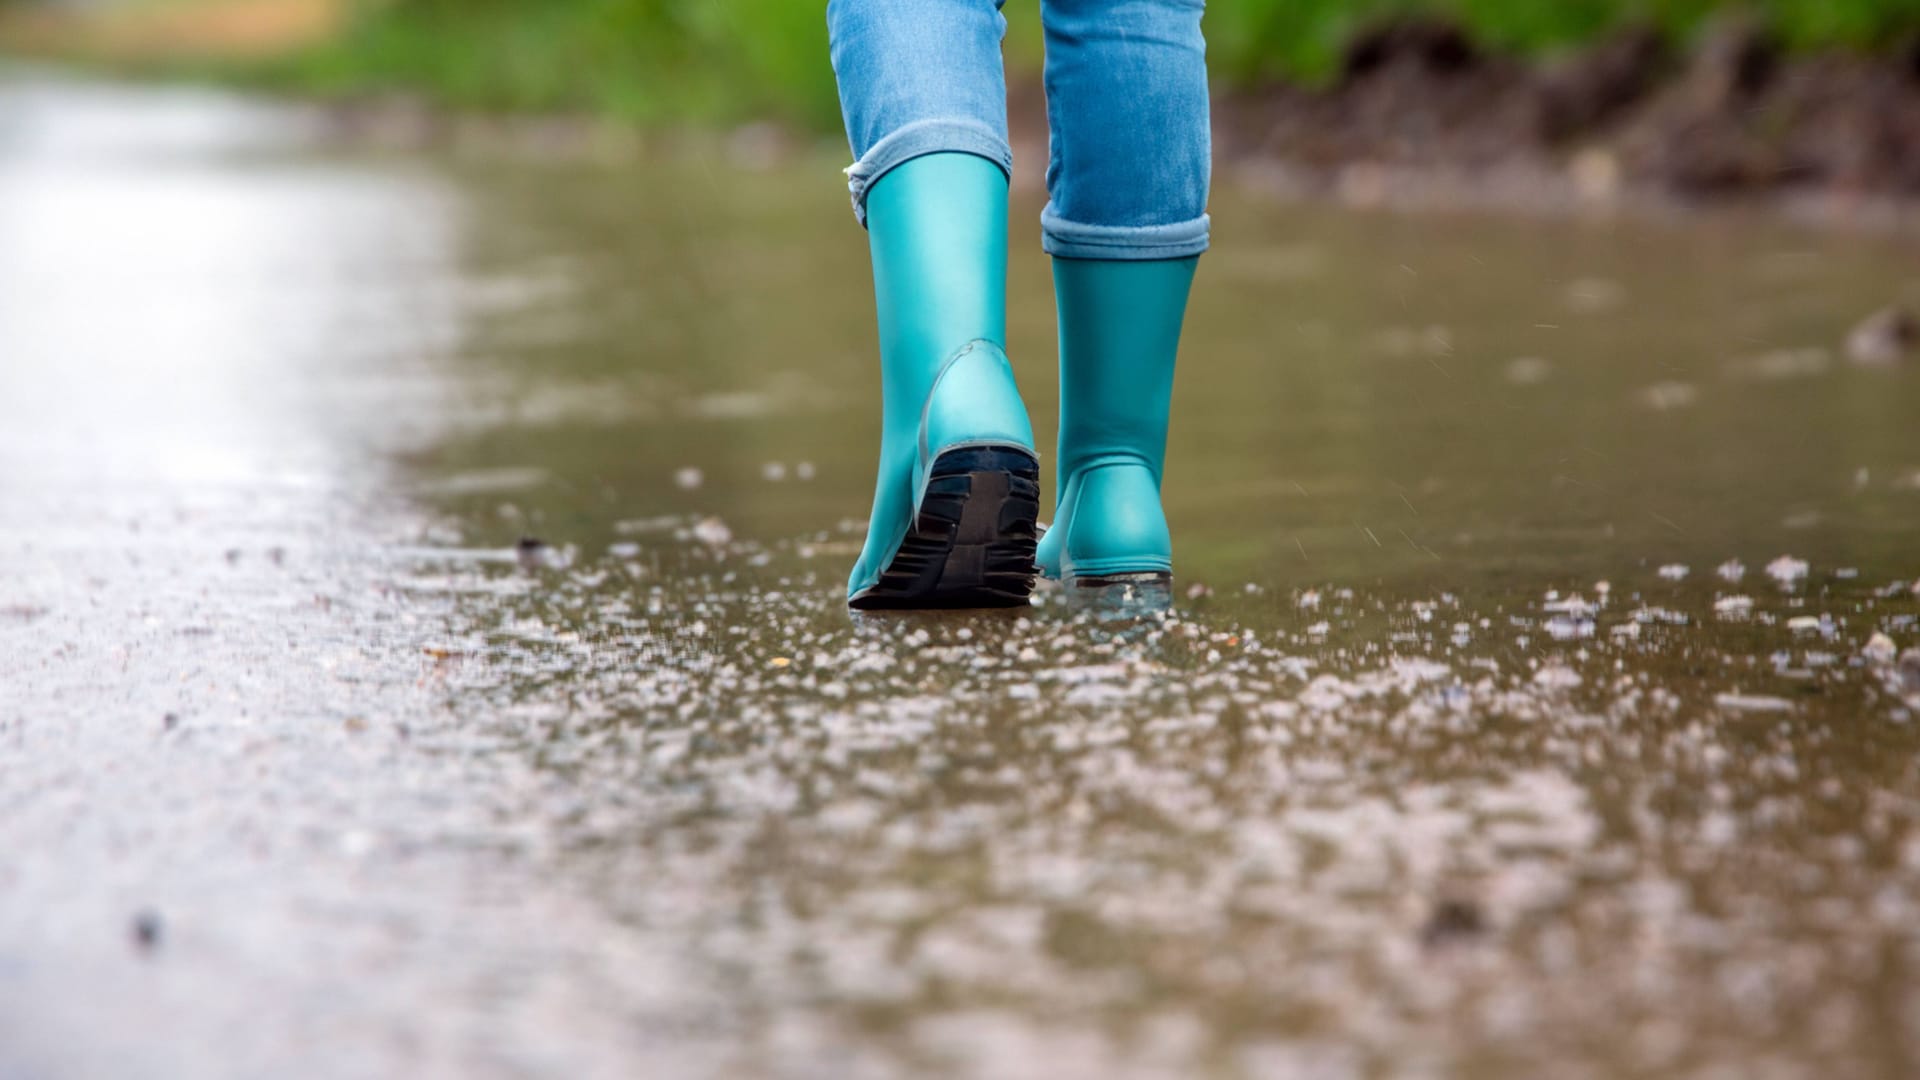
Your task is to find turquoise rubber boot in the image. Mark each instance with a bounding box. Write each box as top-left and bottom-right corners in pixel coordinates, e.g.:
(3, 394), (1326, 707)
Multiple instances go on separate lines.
(846, 153), (1041, 610)
(1036, 256), (1197, 587)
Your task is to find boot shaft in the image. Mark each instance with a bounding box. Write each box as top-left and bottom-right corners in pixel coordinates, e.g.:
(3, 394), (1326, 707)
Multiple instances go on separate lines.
(865, 153), (1009, 444)
(1051, 256), (1197, 483)
(1038, 255), (1198, 583)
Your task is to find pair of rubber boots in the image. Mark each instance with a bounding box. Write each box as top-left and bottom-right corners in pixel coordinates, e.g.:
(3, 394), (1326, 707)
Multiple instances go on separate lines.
(847, 153), (1195, 610)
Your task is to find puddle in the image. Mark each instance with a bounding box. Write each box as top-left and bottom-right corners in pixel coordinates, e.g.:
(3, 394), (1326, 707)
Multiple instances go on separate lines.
(3, 71), (1920, 1078)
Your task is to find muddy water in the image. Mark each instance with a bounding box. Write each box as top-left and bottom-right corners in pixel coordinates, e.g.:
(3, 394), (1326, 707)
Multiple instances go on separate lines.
(4, 72), (1920, 1079)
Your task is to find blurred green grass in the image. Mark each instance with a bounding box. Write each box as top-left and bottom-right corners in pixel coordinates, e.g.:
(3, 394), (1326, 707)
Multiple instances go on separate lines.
(13, 0), (1920, 128)
(242, 0), (847, 126)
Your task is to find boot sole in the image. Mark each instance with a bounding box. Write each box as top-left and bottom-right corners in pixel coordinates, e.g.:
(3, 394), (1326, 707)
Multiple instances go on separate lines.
(849, 445), (1040, 610)
(1067, 571), (1173, 589)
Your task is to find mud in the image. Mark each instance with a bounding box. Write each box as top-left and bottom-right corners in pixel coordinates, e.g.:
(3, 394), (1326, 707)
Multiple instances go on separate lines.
(1211, 18), (1920, 208)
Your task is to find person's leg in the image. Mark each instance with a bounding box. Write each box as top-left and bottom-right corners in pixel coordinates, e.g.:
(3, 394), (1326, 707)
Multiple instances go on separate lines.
(1035, 0), (1209, 586)
(828, 0), (1040, 608)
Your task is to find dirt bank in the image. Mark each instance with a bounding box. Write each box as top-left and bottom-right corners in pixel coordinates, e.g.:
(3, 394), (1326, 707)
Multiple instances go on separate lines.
(1201, 17), (1920, 209)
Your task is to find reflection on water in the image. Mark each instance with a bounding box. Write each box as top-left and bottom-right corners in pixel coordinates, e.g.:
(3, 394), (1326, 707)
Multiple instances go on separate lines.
(3, 71), (1920, 1078)
(1060, 576), (1177, 619)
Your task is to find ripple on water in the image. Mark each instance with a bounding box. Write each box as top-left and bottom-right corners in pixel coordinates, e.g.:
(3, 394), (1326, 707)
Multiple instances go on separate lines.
(412, 519), (1920, 1075)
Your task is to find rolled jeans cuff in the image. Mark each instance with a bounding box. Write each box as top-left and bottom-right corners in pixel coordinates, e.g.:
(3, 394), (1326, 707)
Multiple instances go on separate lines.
(1040, 204), (1211, 260)
(845, 118), (1013, 227)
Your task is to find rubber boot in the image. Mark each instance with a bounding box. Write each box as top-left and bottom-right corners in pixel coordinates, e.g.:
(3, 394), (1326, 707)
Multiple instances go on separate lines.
(846, 153), (1041, 610)
(1036, 256), (1197, 587)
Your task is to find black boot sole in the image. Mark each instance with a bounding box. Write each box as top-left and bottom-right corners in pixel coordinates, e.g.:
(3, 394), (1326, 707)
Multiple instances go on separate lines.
(1066, 571), (1174, 588)
(849, 445), (1040, 611)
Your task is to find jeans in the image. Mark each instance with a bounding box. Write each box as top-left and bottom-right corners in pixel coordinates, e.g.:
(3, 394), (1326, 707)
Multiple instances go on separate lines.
(826, 0), (1211, 260)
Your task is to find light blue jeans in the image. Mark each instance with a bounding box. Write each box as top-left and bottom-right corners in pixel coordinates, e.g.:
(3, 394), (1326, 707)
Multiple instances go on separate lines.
(826, 0), (1211, 260)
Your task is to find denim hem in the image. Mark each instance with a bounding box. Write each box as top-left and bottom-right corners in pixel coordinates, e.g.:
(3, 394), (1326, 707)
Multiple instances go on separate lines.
(845, 119), (1014, 227)
(1040, 204), (1211, 260)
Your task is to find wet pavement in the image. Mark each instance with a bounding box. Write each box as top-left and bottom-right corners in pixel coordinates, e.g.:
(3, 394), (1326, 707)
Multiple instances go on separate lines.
(4, 70), (1920, 1079)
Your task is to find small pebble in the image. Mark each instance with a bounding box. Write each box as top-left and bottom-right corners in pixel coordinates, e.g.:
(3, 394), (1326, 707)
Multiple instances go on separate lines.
(1716, 692), (1795, 713)
(1420, 898), (1485, 948)
(1863, 633), (1898, 665)
(515, 536), (550, 571)
(1900, 649), (1920, 694)
(132, 911), (162, 952)
(674, 467), (704, 490)
(1766, 556), (1810, 588)
(1845, 306), (1915, 366)
(692, 517), (732, 547)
